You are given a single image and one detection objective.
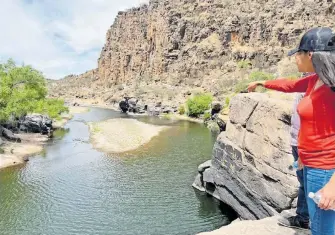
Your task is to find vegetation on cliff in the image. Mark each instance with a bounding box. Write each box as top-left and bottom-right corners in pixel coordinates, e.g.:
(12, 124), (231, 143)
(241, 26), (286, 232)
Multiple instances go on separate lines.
(0, 59), (68, 122)
(186, 93), (213, 117)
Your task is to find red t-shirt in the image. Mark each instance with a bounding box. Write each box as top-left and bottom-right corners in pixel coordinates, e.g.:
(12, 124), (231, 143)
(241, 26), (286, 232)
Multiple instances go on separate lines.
(265, 74), (335, 169)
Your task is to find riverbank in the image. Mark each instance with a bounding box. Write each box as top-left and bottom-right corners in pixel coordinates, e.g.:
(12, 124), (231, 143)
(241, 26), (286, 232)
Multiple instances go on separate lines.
(0, 133), (47, 169)
(88, 118), (169, 153)
(0, 106), (90, 170)
(63, 97), (216, 125)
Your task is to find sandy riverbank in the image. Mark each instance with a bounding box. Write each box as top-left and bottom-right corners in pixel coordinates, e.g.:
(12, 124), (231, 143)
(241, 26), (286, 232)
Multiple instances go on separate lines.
(88, 118), (169, 153)
(0, 106), (90, 170)
(0, 133), (47, 170)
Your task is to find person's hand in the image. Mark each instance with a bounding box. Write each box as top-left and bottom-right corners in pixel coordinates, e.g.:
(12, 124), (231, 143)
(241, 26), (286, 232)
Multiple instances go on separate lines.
(317, 182), (335, 210)
(247, 81), (265, 92)
(297, 157), (304, 170)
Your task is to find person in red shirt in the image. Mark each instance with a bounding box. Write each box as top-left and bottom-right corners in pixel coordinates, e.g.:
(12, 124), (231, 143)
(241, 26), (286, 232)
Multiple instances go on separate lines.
(248, 27), (335, 235)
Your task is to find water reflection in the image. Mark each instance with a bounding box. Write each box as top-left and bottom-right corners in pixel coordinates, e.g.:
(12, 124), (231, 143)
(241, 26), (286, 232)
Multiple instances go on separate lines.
(0, 108), (235, 235)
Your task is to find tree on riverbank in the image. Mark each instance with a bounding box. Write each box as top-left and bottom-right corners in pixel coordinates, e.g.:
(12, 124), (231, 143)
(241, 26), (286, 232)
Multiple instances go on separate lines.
(0, 59), (68, 122)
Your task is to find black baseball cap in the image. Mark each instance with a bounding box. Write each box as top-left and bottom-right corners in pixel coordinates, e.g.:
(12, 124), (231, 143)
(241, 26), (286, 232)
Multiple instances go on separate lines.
(288, 27), (335, 56)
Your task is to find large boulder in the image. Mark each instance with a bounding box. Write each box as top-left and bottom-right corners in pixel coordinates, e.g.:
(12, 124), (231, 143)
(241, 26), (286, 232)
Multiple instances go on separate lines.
(128, 98), (138, 112)
(119, 100), (129, 112)
(119, 97), (147, 114)
(19, 114), (53, 135)
(205, 113), (227, 133)
(211, 101), (222, 115)
(194, 93), (298, 220)
(0, 126), (21, 142)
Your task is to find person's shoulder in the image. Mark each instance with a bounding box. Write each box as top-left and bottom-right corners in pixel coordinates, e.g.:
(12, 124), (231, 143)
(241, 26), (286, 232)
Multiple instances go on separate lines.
(300, 73), (318, 85)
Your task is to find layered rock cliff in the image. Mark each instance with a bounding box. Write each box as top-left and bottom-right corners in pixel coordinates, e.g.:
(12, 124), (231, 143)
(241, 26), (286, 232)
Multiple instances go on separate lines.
(49, 0), (334, 107)
(193, 92), (299, 220)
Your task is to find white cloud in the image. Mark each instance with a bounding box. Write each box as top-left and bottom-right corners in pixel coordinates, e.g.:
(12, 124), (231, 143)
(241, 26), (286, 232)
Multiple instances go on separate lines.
(0, 0), (149, 79)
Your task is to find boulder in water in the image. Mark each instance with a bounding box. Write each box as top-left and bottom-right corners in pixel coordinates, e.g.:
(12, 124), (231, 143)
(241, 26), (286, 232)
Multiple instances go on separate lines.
(119, 100), (129, 113)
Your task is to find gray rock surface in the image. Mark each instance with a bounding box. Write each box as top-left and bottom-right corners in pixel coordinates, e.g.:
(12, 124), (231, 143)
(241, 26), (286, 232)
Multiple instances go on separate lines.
(198, 160), (212, 173)
(0, 127), (21, 142)
(193, 93), (298, 220)
(19, 114), (53, 135)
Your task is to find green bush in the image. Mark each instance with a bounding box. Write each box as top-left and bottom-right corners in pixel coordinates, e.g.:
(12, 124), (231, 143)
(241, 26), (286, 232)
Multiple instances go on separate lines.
(186, 93), (213, 117)
(33, 99), (69, 119)
(178, 105), (185, 115)
(0, 59), (68, 122)
(203, 112), (211, 120)
(237, 60), (252, 69)
(234, 71), (275, 93)
(249, 71), (275, 81)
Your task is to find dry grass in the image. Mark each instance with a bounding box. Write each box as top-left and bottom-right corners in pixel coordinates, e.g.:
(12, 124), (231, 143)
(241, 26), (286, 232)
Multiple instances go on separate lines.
(277, 57), (300, 77)
(199, 33), (222, 51)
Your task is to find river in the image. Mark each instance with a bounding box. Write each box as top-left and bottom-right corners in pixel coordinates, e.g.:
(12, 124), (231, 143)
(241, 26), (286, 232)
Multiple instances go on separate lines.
(0, 107), (236, 235)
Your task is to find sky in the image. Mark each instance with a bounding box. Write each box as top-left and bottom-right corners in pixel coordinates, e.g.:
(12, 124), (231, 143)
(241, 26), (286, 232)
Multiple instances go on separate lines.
(0, 0), (148, 79)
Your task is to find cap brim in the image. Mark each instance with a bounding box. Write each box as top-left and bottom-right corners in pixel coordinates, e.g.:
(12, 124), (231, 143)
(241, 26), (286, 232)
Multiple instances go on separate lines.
(288, 48), (299, 56)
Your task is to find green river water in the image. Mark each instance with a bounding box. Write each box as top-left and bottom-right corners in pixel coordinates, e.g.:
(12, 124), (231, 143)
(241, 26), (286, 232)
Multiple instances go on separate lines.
(0, 108), (236, 235)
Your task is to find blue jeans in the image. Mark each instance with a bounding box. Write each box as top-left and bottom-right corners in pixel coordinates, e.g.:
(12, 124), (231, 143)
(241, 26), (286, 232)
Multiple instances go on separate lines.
(292, 146), (309, 221)
(304, 166), (335, 235)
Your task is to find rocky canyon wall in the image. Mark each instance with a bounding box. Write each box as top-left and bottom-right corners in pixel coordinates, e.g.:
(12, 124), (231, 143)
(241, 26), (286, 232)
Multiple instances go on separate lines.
(49, 0), (334, 106)
(97, 0), (334, 89)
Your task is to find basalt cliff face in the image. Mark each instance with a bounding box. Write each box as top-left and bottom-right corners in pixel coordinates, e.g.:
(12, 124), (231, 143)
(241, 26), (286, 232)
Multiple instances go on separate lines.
(48, 0), (334, 107)
(193, 93), (299, 220)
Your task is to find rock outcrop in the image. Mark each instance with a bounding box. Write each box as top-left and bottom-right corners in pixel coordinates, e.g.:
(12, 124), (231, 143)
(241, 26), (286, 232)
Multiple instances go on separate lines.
(19, 114), (53, 136)
(48, 0), (334, 108)
(193, 93), (298, 220)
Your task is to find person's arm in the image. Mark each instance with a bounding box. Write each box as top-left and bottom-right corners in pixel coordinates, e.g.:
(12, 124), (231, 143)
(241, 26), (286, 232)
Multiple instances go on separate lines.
(318, 173), (335, 210)
(248, 75), (313, 93)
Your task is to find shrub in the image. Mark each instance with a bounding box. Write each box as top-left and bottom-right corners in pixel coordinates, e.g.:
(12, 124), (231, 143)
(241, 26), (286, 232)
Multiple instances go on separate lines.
(249, 71), (275, 81)
(203, 112), (211, 120)
(186, 93), (213, 117)
(237, 60), (252, 69)
(178, 105), (185, 115)
(0, 59), (68, 122)
(33, 99), (69, 119)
